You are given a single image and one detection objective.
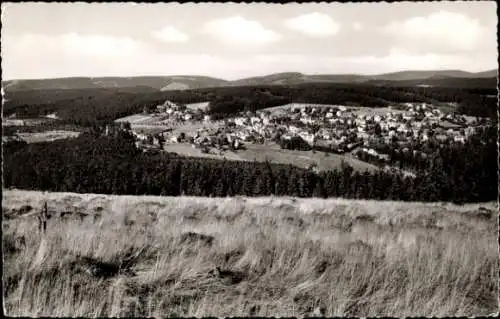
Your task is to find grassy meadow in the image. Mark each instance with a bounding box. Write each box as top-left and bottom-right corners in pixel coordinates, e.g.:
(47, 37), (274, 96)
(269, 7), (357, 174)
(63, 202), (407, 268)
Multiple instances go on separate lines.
(2, 189), (498, 317)
(163, 142), (379, 172)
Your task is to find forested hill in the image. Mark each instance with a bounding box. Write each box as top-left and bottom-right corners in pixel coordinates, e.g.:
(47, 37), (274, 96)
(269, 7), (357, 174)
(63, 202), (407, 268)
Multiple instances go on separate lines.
(2, 76), (229, 92)
(3, 81), (497, 126)
(3, 124), (497, 203)
(3, 69), (496, 91)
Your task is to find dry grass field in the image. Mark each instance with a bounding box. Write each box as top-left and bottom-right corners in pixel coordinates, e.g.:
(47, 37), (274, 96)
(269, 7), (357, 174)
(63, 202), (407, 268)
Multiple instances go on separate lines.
(2, 190), (498, 317)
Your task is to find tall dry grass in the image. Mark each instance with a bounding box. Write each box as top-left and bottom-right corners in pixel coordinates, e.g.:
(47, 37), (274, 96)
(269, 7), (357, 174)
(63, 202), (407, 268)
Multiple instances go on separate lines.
(2, 190), (498, 317)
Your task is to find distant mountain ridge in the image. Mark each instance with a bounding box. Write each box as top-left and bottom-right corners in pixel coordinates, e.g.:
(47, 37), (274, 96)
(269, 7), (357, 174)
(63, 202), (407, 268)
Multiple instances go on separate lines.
(3, 69), (497, 92)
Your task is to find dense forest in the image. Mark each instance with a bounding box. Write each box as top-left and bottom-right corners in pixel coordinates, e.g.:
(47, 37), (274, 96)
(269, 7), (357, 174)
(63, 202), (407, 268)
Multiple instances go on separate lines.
(3, 82), (497, 126)
(3, 124), (496, 203)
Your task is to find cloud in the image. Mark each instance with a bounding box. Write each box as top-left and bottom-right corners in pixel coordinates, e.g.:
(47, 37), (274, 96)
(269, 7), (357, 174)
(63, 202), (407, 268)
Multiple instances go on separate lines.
(2, 33), (496, 81)
(2, 33), (141, 61)
(353, 22), (363, 31)
(381, 11), (488, 52)
(60, 33), (140, 56)
(1, 32), (144, 79)
(151, 26), (189, 43)
(202, 16), (280, 45)
(284, 12), (340, 37)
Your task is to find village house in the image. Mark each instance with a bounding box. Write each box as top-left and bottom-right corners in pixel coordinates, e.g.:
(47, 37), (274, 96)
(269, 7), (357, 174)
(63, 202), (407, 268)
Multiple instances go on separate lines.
(251, 116), (261, 125)
(454, 135), (466, 143)
(234, 117), (247, 126)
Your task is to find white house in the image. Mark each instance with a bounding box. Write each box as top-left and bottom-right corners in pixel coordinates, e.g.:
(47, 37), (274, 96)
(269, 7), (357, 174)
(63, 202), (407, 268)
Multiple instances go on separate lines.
(234, 117), (247, 126)
(289, 125), (300, 134)
(300, 117), (314, 125)
(251, 117), (261, 125)
(299, 132), (315, 145)
(454, 135), (465, 143)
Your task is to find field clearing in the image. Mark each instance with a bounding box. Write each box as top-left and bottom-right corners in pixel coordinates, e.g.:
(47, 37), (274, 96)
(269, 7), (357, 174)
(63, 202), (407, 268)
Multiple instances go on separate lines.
(160, 82), (189, 91)
(439, 120), (463, 129)
(163, 142), (378, 172)
(349, 106), (406, 116)
(2, 118), (51, 127)
(2, 189), (497, 317)
(240, 143), (378, 172)
(115, 114), (157, 124)
(185, 101), (210, 111)
(164, 143), (242, 161)
(15, 130), (81, 143)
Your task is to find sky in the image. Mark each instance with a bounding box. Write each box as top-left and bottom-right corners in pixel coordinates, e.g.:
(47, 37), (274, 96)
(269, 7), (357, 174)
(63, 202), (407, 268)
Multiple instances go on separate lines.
(1, 2), (497, 80)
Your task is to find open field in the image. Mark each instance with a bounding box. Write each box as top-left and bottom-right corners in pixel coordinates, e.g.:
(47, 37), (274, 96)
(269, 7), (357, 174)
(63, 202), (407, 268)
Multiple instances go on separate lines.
(2, 189), (498, 317)
(115, 114), (156, 124)
(239, 144), (378, 172)
(349, 106), (406, 116)
(185, 101), (210, 111)
(15, 130), (81, 144)
(163, 142), (379, 172)
(2, 118), (52, 127)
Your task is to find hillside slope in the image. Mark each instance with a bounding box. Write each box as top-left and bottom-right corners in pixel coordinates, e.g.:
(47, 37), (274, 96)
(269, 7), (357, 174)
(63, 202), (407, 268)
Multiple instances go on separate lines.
(2, 76), (228, 92)
(3, 69), (496, 91)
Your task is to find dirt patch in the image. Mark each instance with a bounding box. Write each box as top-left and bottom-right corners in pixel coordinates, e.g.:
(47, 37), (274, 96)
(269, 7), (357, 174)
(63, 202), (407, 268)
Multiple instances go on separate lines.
(3, 234), (26, 254)
(220, 249), (245, 265)
(210, 266), (246, 284)
(354, 214), (376, 223)
(179, 232), (215, 247)
(283, 215), (306, 229)
(5, 205), (34, 219)
(17, 130), (80, 144)
(345, 240), (374, 256)
(474, 207), (495, 220)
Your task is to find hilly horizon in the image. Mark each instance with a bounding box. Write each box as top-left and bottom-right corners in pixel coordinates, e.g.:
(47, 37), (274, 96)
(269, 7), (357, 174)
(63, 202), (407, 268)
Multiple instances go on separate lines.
(2, 69), (497, 92)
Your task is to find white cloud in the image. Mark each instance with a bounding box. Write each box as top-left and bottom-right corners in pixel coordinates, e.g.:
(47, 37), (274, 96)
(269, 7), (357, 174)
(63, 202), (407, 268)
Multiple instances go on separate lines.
(151, 26), (189, 43)
(284, 12), (340, 37)
(2, 33), (141, 60)
(1, 33), (144, 79)
(60, 33), (140, 56)
(6, 33), (140, 57)
(2, 33), (496, 81)
(202, 16), (281, 45)
(353, 22), (363, 31)
(381, 11), (487, 52)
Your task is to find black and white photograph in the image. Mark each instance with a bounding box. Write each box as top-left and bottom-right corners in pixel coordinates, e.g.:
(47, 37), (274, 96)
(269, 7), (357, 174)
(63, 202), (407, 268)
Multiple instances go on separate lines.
(1, 1), (498, 317)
